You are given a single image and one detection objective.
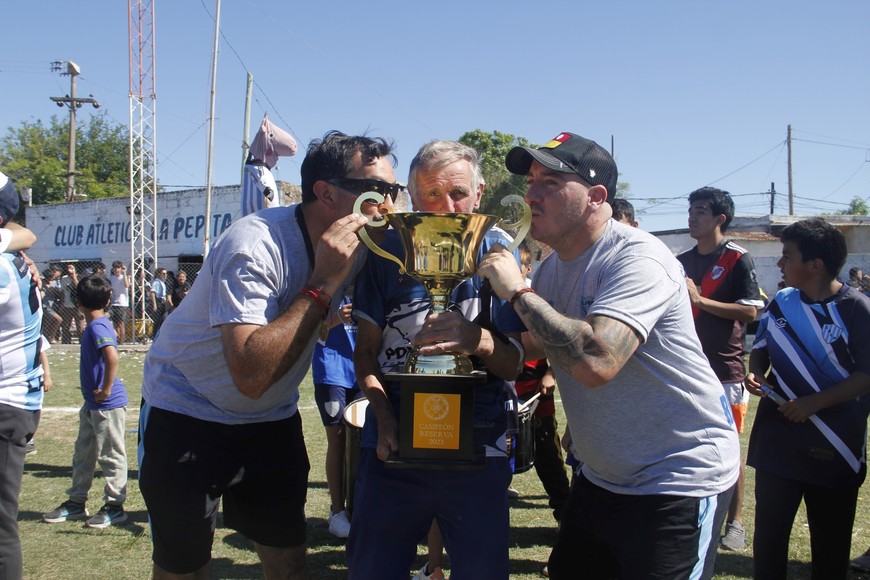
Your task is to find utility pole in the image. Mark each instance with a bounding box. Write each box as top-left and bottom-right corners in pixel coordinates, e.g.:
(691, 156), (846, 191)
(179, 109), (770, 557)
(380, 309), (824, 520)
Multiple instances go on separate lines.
(769, 182), (776, 215)
(241, 73), (253, 181)
(50, 60), (100, 202)
(787, 124), (794, 215)
(203, 0), (221, 258)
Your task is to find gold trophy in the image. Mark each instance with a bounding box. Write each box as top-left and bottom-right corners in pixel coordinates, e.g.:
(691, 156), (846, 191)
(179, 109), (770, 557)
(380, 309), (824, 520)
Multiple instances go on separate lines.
(353, 192), (530, 467)
(353, 193), (531, 375)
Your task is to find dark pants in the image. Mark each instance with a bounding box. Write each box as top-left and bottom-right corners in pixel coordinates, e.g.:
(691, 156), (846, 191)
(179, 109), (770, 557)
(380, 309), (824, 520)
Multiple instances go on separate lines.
(753, 469), (859, 580)
(0, 404), (40, 580)
(548, 473), (733, 580)
(532, 415), (570, 520)
(348, 449), (511, 579)
(151, 300), (166, 339)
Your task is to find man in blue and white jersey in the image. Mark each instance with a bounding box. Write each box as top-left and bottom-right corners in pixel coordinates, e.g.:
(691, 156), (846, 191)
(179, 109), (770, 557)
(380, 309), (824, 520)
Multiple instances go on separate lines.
(0, 171), (44, 579)
(348, 140), (525, 579)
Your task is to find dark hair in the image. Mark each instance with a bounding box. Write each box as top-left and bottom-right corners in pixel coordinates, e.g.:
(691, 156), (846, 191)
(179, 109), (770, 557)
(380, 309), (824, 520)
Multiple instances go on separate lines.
(111, 260), (124, 270)
(94, 261), (106, 272)
(42, 267), (60, 280)
(76, 274), (113, 310)
(610, 198), (636, 224)
(688, 187), (734, 233)
(780, 218), (847, 279)
(299, 130), (396, 204)
(849, 267), (862, 279)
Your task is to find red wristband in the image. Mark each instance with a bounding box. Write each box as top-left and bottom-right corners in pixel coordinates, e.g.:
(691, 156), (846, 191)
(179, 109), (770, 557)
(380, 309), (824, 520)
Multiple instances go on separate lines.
(299, 285), (332, 317)
(509, 287), (535, 307)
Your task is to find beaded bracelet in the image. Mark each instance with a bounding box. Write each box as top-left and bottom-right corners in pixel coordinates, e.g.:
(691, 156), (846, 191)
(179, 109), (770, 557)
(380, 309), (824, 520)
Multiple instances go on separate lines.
(509, 287), (536, 307)
(299, 285), (332, 317)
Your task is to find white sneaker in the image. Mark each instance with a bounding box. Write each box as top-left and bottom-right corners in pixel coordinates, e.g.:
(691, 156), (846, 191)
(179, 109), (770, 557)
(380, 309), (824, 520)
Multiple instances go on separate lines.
(412, 563), (445, 580)
(328, 509), (351, 538)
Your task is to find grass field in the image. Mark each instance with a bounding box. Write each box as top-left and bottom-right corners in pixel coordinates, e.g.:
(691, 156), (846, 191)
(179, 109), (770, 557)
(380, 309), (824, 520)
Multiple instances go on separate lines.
(17, 346), (870, 578)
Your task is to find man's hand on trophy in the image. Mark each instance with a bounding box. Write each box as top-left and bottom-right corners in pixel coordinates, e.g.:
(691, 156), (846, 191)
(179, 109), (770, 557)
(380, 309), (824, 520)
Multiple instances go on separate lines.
(414, 311), (483, 356)
(309, 213), (370, 296)
(478, 244), (527, 302)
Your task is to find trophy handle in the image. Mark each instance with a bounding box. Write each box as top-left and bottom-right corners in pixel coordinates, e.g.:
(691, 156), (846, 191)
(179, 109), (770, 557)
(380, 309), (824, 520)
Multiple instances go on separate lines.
(352, 191), (407, 274)
(500, 195), (531, 252)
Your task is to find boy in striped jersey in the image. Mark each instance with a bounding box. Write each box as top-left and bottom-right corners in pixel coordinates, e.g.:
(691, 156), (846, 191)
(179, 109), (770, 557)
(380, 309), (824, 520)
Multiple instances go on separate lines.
(745, 217), (870, 579)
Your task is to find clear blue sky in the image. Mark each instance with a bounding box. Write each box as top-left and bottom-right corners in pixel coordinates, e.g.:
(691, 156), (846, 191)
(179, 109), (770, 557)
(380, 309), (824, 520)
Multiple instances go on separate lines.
(2, 0), (868, 232)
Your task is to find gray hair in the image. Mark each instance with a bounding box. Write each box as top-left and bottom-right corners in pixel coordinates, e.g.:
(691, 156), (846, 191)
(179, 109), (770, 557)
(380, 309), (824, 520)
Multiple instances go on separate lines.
(408, 140), (484, 197)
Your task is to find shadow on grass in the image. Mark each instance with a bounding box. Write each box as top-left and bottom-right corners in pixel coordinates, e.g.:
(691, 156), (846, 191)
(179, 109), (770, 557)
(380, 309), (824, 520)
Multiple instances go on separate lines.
(713, 550), (754, 577)
(18, 508), (150, 537)
(221, 531), (350, 579)
(23, 462), (140, 481)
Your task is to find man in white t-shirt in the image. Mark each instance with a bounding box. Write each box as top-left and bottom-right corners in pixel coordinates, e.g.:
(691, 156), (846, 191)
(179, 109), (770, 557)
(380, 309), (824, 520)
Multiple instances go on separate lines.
(479, 132), (740, 580)
(139, 131), (401, 579)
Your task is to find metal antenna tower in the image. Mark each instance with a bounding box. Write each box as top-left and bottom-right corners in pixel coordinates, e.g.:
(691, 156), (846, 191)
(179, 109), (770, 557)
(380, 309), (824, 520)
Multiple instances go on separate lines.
(128, 0), (158, 342)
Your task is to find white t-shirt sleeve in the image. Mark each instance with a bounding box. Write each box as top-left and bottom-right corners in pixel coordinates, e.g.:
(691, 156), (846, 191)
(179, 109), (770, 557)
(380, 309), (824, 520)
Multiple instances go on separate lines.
(0, 228), (11, 253)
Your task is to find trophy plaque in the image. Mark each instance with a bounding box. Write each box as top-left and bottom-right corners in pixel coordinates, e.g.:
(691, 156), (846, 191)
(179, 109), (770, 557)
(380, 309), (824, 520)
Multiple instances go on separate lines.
(353, 193), (530, 468)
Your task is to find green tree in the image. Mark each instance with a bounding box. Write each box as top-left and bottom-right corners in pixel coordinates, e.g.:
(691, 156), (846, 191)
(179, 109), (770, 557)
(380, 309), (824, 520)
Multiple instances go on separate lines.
(458, 129), (631, 213)
(0, 112), (133, 204)
(836, 196), (869, 216)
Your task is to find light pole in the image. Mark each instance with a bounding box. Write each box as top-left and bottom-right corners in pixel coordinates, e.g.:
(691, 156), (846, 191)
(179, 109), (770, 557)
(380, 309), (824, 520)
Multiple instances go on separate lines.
(50, 60), (100, 202)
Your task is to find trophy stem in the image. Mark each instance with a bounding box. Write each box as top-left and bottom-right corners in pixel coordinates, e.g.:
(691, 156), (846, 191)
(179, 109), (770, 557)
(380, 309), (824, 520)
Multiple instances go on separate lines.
(429, 291), (451, 315)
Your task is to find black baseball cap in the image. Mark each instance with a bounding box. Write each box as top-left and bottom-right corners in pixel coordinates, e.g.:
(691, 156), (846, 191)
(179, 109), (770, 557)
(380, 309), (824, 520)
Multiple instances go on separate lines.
(505, 132), (618, 202)
(0, 171), (19, 227)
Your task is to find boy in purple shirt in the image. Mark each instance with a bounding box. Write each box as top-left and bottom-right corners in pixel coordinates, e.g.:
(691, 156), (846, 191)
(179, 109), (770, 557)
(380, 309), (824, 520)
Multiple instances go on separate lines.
(43, 274), (129, 528)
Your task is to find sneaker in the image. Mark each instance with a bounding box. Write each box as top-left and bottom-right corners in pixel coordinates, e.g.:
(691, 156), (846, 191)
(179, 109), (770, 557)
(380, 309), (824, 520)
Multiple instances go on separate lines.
(507, 485), (520, 499)
(851, 551), (870, 572)
(328, 508), (351, 539)
(86, 504), (128, 528)
(412, 564), (445, 580)
(720, 521), (747, 551)
(43, 500), (89, 523)
(25, 440), (36, 456)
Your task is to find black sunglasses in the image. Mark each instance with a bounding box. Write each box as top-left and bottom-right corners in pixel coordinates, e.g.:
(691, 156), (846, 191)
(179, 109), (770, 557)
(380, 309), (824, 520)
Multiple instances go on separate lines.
(326, 178), (405, 202)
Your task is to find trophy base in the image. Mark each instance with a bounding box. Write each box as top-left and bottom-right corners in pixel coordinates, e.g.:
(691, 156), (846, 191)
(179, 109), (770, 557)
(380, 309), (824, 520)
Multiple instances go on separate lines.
(386, 372), (487, 470)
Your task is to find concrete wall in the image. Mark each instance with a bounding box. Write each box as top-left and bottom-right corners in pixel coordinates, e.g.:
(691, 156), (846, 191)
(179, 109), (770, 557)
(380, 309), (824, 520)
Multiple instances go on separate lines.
(25, 185), (244, 271)
(656, 220), (870, 298)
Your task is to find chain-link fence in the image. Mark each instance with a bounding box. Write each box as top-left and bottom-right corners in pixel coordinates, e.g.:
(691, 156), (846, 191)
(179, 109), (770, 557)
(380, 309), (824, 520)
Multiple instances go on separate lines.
(39, 258), (203, 345)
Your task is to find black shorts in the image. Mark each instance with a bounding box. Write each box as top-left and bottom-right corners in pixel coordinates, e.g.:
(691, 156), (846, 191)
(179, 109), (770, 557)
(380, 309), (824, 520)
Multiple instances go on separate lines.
(138, 403), (310, 574)
(108, 305), (126, 324)
(547, 473), (733, 579)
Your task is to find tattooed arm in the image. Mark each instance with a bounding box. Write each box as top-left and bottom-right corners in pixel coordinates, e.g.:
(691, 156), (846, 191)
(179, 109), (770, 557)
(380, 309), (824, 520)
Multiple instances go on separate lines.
(514, 291), (641, 387)
(479, 245), (641, 387)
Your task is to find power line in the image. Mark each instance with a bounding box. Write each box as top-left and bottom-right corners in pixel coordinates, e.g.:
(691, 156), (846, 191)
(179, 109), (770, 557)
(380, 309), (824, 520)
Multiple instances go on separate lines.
(792, 138), (870, 151)
(793, 129), (870, 148)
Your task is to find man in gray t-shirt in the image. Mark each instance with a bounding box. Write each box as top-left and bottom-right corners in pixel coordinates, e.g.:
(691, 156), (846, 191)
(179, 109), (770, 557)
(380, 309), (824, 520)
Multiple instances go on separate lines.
(479, 131), (739, 580)
(139, 131), (403, 579)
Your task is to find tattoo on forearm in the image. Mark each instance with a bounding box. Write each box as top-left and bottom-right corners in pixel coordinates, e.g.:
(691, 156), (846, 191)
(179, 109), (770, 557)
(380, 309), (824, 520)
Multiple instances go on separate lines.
(516, 293), (638, 379)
